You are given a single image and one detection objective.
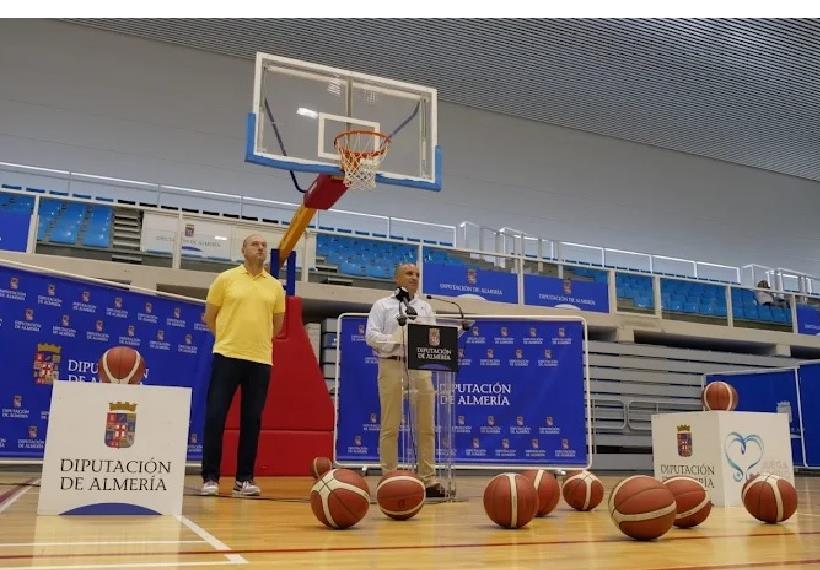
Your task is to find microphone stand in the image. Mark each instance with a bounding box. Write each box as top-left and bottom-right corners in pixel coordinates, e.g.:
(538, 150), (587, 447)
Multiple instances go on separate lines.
(425, 294), (471, 331)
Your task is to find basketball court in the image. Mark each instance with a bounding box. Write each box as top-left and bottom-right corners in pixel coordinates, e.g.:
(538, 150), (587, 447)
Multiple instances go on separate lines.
(2, 19), (820, 570)
(1, 472), (819, 569)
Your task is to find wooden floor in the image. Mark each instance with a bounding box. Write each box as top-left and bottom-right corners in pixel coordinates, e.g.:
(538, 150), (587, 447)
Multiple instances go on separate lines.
(1, 470), (820, 569)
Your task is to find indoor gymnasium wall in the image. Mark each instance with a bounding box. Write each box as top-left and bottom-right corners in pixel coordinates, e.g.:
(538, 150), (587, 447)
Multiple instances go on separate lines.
(1, 19), (819, 274)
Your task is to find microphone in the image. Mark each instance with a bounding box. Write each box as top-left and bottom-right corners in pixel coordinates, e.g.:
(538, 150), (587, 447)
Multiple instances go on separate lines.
(395, 287), (410, 303)
(395, 287), (416, 325)
(426, 294), (471, 331)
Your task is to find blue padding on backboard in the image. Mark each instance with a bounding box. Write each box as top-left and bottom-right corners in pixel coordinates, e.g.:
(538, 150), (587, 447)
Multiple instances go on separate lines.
(244, 113), (442, 192)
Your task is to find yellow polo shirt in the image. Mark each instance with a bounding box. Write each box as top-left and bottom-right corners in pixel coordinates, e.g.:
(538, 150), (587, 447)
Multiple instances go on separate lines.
(206, 265), (286, 365)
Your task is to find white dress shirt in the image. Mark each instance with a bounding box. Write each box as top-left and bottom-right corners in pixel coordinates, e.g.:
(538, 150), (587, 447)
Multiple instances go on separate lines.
(365, 294), (435, 358)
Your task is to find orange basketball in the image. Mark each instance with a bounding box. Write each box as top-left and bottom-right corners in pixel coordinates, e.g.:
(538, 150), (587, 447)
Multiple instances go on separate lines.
(310, 468), (371, 529)
(742, 474), (797, 524)
(609, 475), (676, 540)
(376, 470), (425, 520)
(702, 381), (738, 411)
(521, 469), (561, 516)
(310, 457), (333, 479)
(562, 470), (604, 511)
(742, 473), (761, 497)
(663, 476), (712, 528)
(483, 473), (539, 529)
(98, 346), (146, 385)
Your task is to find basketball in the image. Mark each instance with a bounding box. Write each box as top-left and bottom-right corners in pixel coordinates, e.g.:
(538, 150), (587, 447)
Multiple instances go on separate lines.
(562, 470), (604, 511)
(608, 475), (677, 540)
(98, 346), (146, 385)
(309, 468), (371, 529)
(521, 469), (561, 516)
(742, 474), (798, 524)
(483, 473), (539, 529)
(376, 470), (426, 520)
(663, 476), (712, 528)
(742, 473), (760, 497)
(310, 457), (333, 479)
(702, 381), (738, 411)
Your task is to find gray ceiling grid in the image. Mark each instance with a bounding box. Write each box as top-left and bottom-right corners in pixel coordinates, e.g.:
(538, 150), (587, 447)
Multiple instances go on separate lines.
(65, 18), (820, 181)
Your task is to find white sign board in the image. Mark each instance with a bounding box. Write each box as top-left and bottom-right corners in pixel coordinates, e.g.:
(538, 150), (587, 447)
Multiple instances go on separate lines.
(139, 212), (316, 268)
(38, 381), (191, 515)
(652, 411), (794, 507)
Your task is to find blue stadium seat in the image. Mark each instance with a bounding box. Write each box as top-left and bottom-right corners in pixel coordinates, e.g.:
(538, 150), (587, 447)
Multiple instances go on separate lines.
(50, 227), (78, 245)
(82, 231), (110, 248)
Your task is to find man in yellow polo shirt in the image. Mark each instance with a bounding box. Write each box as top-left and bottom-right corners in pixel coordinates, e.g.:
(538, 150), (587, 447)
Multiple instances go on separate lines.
(200, 233), (286, 497)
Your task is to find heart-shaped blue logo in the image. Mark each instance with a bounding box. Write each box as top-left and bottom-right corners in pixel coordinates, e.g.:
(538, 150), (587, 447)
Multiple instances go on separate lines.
(724, 432), (764, 482)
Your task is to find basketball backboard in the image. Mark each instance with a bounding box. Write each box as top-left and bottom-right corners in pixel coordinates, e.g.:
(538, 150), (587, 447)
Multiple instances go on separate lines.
(246, 53), (441, 191)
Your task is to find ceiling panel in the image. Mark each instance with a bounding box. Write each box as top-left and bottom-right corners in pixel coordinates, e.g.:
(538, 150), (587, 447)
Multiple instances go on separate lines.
(65, 18), (820, 182)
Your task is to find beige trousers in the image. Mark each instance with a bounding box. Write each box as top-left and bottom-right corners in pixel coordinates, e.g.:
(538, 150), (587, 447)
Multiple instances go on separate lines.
(377, 358), (436, 484)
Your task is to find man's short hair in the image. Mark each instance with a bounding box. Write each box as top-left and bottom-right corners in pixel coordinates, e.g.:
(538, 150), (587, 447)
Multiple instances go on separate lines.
(394, 262), (418, 277)
(242, 234), (266, 248)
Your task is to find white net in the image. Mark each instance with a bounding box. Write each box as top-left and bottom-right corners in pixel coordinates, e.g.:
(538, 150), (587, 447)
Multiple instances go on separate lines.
(334, 130), (391, 190)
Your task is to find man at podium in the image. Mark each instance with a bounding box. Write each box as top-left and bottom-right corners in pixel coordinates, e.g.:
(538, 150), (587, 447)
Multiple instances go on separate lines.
(365, 263), (446, 498)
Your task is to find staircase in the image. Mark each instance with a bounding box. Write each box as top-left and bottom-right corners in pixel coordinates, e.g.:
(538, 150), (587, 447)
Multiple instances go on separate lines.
(110, 208), (142, 264)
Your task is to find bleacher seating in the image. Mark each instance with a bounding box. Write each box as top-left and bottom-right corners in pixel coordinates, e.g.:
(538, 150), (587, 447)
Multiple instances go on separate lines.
(659, 279), (728, 318)
(316, 234), (418, 279)
(616, 272), (655, 309)
(25, 198), (114, 249)
(0, 193), (34, 213)
(0, 186), (808, 332)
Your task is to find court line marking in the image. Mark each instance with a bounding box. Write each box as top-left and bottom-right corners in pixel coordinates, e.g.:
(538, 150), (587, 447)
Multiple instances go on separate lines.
(652, 559), (820, 570)
(176, 514), (247, 565)
(0, 478), (39, 514)
(1, 528), (818, 562)
(0, 562), (244, 570)
(0, 541), (206, 548)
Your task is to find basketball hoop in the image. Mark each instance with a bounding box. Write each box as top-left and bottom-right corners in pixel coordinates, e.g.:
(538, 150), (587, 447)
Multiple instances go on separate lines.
(333, 130), (391, 190)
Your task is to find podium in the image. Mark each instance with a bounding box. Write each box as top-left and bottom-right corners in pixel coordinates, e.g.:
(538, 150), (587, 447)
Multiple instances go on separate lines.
(38, 381), (190, 515)
(404, 321), (459, 498)
(651, 411), (795, 507)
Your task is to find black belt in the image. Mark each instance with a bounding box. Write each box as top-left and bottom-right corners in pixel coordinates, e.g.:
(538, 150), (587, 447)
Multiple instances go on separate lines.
(381, 356), (404, 361)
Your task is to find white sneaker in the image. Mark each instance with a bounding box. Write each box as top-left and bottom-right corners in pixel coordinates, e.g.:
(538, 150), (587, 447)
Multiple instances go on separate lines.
(232, 480), (261, 497)
(200, 481), (219, 496)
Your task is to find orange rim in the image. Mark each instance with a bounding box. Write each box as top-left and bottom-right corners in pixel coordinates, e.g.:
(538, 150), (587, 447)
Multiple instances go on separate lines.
(333, 130), (391, 160)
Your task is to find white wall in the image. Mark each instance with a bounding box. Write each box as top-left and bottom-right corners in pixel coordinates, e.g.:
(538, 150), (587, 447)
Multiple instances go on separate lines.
(2, 20), (819, 274)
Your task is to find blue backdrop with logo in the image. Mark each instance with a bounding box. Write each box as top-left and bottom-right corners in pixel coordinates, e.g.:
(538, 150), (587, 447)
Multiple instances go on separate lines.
(0, 266), (213, 461)
(422, 263), (518, 304)
(0, 211), (30, 253)
(796, 304), (820, 336)
(523, 274), (609, 313)
(335, 316), (588, 467)
(704, 370), (805, 467)
(797, 362), (820, 467)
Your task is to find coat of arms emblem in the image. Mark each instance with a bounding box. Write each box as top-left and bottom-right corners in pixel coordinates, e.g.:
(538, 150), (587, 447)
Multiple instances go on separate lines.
(428, 327), (441, 347)
(105, 402), (137, 449)
(33, 344), (61, 384)
(677, 424), (693, 457)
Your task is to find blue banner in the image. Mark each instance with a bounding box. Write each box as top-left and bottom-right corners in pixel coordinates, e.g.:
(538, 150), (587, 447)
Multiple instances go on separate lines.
(422, 263), (518, 304)
(0, 212), (30, 252)
(705, 371), (804, 467)
(798, 362), (820, 467)
(335, 316), (588, 467)
(524, 274), (609, 313)
(796, 304), (820, 336)
(0, 266), (213, 461)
